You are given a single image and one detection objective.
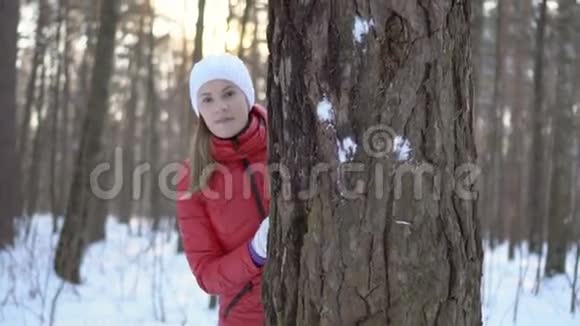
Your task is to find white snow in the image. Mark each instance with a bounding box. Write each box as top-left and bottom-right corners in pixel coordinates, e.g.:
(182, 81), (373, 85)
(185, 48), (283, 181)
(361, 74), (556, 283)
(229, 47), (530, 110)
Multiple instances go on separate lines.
(394, 220), (412, 226)
(483, 1), (497, 14)
(546, 1), (559, 11)
(316, 96), (334, 123)
(337, 137), (358, 163)
(482, 243), (580, 326)
(2, 216), (579, 325)
(353, 16), (375, 43)
(393, 135), (412, 161)
(0, 215), (218, 325)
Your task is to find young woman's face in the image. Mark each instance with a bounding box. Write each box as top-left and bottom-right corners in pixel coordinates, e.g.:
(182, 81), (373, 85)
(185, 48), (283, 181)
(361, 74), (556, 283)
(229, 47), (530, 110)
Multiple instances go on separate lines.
(197, 79), (250, 139)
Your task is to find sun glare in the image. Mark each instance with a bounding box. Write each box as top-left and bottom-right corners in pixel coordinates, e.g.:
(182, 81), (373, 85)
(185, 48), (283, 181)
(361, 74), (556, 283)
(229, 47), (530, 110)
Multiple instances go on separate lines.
(152, 0), (232, 55)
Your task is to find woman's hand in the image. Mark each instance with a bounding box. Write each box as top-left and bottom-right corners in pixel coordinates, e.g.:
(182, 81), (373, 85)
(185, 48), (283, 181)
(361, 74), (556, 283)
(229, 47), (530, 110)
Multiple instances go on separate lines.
(249, 216), (269, 266)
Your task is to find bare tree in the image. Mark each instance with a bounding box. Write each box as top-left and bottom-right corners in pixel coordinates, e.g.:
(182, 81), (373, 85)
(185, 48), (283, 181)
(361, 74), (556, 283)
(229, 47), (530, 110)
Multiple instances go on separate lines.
(146, 0), (162, 230)
(237, 0), (254, 59)
(263, 1), (482, 325)
(118, 15), (145, 225)
(0, 0), (21, 249)
(487, 0), (507, 247)
(527, 0), (549, 254)
(54, 0), (120, 283)
(49, 0), (66, 222)
(506, 0), (532, 260)
(544, 0), (577, 277)
(192, 0), (206, 64)
(19, 0), (49, 218)
(26, 61), (48, 218)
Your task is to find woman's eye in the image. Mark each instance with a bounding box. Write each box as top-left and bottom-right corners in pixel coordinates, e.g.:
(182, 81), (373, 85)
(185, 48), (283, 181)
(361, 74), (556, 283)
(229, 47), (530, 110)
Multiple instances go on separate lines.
(202, 97), (213, 103)
(224, 90), (235, 97)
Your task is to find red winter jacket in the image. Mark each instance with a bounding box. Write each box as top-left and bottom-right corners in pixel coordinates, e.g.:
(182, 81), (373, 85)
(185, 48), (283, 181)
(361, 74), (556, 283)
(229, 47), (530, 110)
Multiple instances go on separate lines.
(176, 104), (270, 326)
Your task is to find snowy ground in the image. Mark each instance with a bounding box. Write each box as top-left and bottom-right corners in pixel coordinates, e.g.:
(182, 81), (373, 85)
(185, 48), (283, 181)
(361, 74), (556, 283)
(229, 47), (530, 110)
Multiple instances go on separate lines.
(0, 215), (578, 326)
(0, 215), (218, 326)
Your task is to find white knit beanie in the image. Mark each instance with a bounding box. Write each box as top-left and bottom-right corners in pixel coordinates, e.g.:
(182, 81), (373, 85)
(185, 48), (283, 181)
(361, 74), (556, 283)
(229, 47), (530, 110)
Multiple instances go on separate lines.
(189, 53), (255, 116)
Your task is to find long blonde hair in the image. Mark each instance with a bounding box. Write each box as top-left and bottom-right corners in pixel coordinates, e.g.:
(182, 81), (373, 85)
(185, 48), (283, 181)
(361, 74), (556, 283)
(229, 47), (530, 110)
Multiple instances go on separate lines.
(188, 118), (216, 193)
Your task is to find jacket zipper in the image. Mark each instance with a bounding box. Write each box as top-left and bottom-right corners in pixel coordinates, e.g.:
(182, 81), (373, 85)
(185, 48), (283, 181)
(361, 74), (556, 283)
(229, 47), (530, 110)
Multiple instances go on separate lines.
(223, 129), (267, 318)
(223, 281), (253, 318)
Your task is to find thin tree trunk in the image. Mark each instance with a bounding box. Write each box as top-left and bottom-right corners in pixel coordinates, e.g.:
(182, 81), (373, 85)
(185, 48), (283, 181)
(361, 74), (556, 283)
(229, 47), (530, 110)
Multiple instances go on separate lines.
(527, 0), (548, 254)
(192, 0), (206, 63)
(488, 0), (506, 247)
(146, 1), (161, 230)
(50, 0), (65, 223)
(544, 0), (577, 277)
(507, 0), (531, 260)
(177, 0), (205, 251)
(571, 242), (580, 313)
(19, 0), (49, 218)
(264, 1), (483, 325)
(179, 0), (193, 156)
(118, 15), (145, 225)
(18, 0), (48, 165)
(58, 0), (72, 226)
(0, 0), (21, 249)
(237, 0), (254, 59)
(54, 0), (120, 284)
(27, 63), (47, 218)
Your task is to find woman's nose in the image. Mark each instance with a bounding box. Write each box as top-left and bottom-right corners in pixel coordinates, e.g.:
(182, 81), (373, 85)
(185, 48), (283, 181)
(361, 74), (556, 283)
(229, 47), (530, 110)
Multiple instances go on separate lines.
(217, 101), (229, 112)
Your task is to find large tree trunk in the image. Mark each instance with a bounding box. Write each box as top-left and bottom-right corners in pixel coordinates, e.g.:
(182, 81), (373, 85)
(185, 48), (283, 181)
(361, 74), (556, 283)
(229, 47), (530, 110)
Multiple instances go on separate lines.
(0, 0), (20, 249)
(527, 0), (548, 254)
(54, 0), (119, 284)
(544, 0), (577, 277)
(263, 1), (482, 325)
(471, 0), (484, 88)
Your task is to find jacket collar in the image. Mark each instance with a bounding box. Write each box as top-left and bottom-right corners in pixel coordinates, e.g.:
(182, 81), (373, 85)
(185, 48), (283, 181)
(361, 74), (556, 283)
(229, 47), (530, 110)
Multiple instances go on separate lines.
(209, 104), (267, 163)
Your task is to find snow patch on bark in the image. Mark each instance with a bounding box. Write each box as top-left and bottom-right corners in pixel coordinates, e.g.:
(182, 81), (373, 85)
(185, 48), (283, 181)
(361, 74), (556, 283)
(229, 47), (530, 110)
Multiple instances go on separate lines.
(316, 96), (334, 123)
(353, 16), (375, 43)
(393, 136), (412, 161)
(337, 137), (357, 163)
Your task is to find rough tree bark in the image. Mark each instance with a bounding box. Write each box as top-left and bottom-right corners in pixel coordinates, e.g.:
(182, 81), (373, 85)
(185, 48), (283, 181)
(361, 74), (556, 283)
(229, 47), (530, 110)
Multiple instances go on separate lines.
(54, 0), (119, 283)
(0, 0), (21, 249)
(263, 1), (482, 325)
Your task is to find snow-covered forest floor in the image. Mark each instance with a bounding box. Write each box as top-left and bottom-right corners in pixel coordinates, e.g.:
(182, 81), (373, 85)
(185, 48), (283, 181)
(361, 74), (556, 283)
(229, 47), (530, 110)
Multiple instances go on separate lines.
(1, 215), (578, 325)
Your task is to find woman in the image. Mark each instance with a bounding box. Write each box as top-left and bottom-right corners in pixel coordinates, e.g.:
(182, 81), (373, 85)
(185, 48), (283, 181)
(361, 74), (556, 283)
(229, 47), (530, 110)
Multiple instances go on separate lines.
(176, 53), (270, 326)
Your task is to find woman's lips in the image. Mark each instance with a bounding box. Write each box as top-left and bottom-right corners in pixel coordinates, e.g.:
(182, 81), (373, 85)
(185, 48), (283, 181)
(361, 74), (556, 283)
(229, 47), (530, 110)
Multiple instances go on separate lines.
(215, 117), (234, 124)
